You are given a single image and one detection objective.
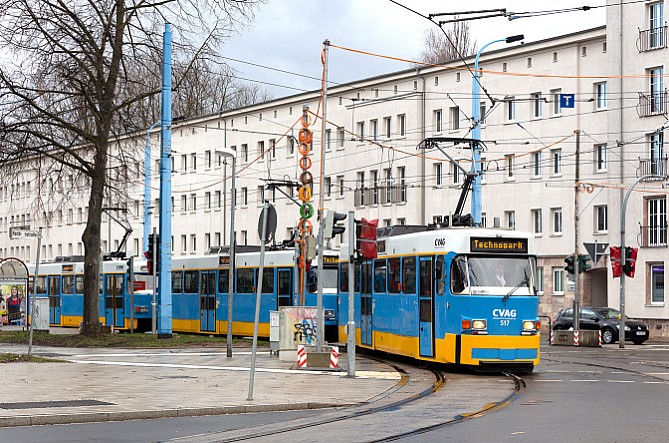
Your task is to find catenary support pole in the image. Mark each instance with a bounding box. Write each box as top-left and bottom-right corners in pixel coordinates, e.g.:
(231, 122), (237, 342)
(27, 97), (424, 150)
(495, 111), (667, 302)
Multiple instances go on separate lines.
(143, 121), (159, 252)
(347, 211), (356, 377)
(28, 227), (42, 357)
(158, 22), (173, 338)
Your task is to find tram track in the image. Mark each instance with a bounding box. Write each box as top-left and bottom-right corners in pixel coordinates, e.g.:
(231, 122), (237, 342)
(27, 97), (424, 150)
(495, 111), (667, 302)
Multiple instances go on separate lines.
(166, 358), (526, 443)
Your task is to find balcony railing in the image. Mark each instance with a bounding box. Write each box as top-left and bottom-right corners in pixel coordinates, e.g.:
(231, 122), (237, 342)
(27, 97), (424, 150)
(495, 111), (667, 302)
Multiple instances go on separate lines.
(638, 26), (668, 52)
(639, 155), (668, 179)
(638, 91), (668, 117)
(640, 224), (668, 248)
(354, 185), (407, 206)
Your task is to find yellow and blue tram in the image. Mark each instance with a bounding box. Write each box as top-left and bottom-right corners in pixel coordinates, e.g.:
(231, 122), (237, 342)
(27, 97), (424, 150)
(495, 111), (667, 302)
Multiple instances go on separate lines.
(337, 225), (540, 372)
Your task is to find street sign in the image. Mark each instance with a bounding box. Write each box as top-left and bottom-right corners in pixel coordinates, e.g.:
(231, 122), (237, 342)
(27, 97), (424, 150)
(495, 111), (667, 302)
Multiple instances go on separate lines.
(9, 228), (39, 239)
(583, 241), (609, 264)
(560, 94), (575, 109)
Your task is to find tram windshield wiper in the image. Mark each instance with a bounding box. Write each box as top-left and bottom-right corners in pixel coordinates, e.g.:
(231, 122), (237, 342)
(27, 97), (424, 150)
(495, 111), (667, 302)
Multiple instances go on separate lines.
(502, 270), (530, 303)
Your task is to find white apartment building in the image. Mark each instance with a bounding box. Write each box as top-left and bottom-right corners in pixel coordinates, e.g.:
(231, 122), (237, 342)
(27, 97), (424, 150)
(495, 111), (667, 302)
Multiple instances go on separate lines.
(1, 1), (667, 335)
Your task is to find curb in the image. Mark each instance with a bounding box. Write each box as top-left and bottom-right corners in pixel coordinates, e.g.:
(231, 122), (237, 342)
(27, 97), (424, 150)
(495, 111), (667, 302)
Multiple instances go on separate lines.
(0, 402), (357, 428)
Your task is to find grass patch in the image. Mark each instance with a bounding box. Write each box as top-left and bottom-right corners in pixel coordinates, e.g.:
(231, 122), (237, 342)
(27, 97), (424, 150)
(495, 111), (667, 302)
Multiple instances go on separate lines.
(0, 353), (65, 363)
(0, 330), (268, 348)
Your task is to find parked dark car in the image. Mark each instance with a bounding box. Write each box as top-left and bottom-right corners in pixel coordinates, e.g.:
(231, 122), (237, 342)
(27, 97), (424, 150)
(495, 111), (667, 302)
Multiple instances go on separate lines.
(553, 307), (649, 345)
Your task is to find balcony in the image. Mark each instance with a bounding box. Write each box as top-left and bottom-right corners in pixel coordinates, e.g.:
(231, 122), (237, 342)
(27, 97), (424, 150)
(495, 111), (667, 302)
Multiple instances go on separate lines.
(638, 91), (668, 117)
(640, 224), (668, 248)
(638, 155), (668, 179)
(637, 26), (668, 52)
(354, 185), (406, 207)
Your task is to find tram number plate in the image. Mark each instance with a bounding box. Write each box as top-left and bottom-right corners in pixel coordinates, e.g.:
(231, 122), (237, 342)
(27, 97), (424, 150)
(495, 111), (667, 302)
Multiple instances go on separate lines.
(500, 320), (510, 326)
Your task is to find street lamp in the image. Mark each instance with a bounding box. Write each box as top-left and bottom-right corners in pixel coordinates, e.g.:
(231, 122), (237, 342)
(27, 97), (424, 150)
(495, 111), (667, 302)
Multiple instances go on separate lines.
(471, 35), (524, 225)
(216, 148), (237, 358)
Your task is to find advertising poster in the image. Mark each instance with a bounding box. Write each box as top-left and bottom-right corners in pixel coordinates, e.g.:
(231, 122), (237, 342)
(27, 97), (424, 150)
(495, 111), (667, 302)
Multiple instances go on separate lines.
(0, 282), (27, 326)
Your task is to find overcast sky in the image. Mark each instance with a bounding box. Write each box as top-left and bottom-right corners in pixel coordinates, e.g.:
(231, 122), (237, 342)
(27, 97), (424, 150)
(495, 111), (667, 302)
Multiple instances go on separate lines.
(222, 0), (607, 99)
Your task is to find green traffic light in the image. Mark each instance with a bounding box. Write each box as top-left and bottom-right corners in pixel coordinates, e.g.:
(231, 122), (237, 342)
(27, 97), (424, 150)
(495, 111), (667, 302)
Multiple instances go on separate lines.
(578, 254), (592, 272)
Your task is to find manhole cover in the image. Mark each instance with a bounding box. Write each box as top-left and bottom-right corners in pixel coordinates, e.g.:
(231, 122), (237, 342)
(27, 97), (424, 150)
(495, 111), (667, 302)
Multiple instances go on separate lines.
(0, 399), (115, 409)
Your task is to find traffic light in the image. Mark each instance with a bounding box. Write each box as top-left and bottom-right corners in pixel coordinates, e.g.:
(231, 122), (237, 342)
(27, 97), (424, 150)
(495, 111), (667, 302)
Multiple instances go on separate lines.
(323, 210), (347, 239)
(145, 233), (159, 274)
(622, 246), (638, 278)
(578, 254), (592, 273)
(563, 255), (575, 275)
(355, 218), (378, 260)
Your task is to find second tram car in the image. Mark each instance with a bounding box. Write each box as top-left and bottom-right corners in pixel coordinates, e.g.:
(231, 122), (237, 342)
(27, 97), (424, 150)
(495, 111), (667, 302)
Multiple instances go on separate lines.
(337, 225), (540, 372)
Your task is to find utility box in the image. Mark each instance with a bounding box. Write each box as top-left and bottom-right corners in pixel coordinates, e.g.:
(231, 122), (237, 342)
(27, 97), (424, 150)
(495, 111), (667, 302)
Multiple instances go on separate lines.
(32, 297), (50, 332)
(269, 311), (279, 355)
(278, 306), (319, 362)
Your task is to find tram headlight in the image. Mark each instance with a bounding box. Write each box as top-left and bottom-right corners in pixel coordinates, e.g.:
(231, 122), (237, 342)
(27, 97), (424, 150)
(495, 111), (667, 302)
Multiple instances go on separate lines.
(522, 320), (537, 331)
(472, 320), (487, 330)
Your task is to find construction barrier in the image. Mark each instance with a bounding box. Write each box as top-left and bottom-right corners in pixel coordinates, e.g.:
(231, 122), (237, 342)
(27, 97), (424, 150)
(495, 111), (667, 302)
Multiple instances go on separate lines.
(330, 346), (339, 369)
(573, 329), (580, 346)
(296, 345), (307, 368)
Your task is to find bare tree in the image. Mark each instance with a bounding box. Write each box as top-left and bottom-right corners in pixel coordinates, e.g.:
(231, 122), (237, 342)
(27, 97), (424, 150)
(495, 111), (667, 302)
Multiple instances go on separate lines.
(418, 22), (477, 64)
(0, 0), (265, 335)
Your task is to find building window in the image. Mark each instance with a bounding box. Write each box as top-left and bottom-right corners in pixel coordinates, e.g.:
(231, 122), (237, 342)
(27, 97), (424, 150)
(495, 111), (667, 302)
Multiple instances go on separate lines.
(527, 57), (532, 68)
(449, 106), (459, 130)
(190, 194), (196, 212)
(650, 263), (665, 304)
(338, 128), (345, 148)
(647, 197), (668, 246)
(553, 268), (565, 294)
(337, 175), (345, 198)
(398, 166), (406, 202)
(595, 82), (607, 110)
(269, 139), (276, 158)
(649, 66), (665, 113)
(215, 191), (221, 208)
(552, 208), (563, 235)
(434, 109), (443, 133)
(257, 186), (264, 206)
(480, 103), (487, 126)
(371, 170), (379, 205)
(397, 114), (406, 136)
(581, 46), (587, 57)
(370, 120), (378, 141)
(241, 144), (248, 163)
(181, 154), (187, 172)
(595, 205), (608, 233)
(536, 266), (545, 295)
(356, 121), (365, 140)
(505, 210), (516, 229)
(180, 195), (187, 213)
(502, 62), (507, 72)
(191, 234), (197, 253)
(258, 141), (265, 160)
(532, 209), (542, 235)
(595, 144), (607, 171)
(551, 149), (562, 175)
(533, 152), (542, 177)
(451, 162), (461, 185)
(241, 187), (248, 206)
(505, 154), (515, 179)
(481, 212), (487, 227)
(435, 163), (443, 187)
(553, 52), (558, 62)
(181, 235), (187, 254)
(456, 72), (461, 82)
(649, 131), (665, 175)
(205, 192), (211, 210)
(324, 177), (332, 198)
(205, 150), (211, 168)
(649, 1), (665, 49)
(506, 97), (516, 122)
(551, 88), (562, 116)
(191, 153), (197, 171)
(434, 76), (439, 86)
(531, 92), (542, 118)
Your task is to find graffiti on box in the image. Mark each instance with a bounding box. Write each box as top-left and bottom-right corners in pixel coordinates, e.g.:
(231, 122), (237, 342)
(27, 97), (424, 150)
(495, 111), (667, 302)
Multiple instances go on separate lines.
(280, 306), (319, 347)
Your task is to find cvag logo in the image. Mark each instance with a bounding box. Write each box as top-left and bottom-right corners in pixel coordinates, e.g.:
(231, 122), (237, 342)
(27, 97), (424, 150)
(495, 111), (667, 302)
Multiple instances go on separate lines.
(492, 308), (517, 318)
(434, 238), (446, 247)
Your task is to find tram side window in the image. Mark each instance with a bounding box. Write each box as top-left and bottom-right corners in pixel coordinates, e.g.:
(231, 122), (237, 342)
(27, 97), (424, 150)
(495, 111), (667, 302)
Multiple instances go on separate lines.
(361, 262), (372, 294)
(183, 271), (199, 294)
(435, 256), (445, 296)
(172, 271), (183, 293)
(307, 268), (317, 293)
(237, 268), (255, 293)
(451, 257), (467, 293)
(49, 276), (61, 295)
(62, 276), (75, 294)
(388, 258), (401, 293)
(262, 268), (274, 294)
(35, 277), (47, 295)
(75, 275), (84, 294)
(354, 262), (361, 292)
(402, 257), (416, 294)
(218, 269), (229, 293)
(339, 264), (349, 292)
(374, 259), (386, 293)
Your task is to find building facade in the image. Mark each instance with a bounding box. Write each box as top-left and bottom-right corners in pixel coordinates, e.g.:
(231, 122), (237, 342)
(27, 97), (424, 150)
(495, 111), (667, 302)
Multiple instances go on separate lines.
(1, 1), (667, 334)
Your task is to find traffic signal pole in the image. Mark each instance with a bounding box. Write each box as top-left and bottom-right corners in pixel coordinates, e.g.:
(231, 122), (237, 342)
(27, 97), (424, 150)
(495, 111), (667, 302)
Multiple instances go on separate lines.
(573, 130), (581, 333)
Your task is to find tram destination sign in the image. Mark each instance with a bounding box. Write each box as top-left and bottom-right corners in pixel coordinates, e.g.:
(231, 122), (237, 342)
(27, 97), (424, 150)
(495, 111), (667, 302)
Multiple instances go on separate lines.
(470, 237), (528, 254)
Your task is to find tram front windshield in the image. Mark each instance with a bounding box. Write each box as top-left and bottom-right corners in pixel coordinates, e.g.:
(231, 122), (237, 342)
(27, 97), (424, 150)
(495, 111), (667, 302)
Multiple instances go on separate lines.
(307, 267), (338, 293)
(451, 255), (536, 295)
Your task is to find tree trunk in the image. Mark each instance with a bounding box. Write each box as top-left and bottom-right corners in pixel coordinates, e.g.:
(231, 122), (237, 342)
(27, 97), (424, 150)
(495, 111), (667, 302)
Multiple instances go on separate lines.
(80, 146), (108, 336)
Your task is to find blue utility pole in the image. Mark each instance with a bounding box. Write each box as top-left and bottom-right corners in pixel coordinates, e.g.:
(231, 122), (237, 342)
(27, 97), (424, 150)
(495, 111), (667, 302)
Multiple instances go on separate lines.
(144, 121), (159, 253)
(158, 23), (173, 338)
(471, 35), (524, 225)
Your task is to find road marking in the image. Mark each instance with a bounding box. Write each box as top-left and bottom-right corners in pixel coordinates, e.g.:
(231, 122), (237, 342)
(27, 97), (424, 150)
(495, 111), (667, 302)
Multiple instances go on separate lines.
(570, 379), (599, 382)
(645, 372), (669, 375)
(535, 379), (563, 382)
(643, 381), (668, 384)
(544, 370), (572, 373)
(606, 380), (635, 383)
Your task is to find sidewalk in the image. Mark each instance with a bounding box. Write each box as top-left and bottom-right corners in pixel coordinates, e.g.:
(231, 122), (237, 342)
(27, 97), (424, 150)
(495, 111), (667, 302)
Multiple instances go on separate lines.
(0, 344), (402, 427)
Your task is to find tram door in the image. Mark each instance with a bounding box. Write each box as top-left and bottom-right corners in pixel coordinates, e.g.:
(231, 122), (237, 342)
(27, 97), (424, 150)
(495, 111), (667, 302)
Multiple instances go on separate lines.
(360, 262), (373, 346)
(105, 275), (125, 328)
(200, 271), (216, 332)
(278, 269), (293, 308)
(418, 257), (434, 357)
(48, 276), (61, 325)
